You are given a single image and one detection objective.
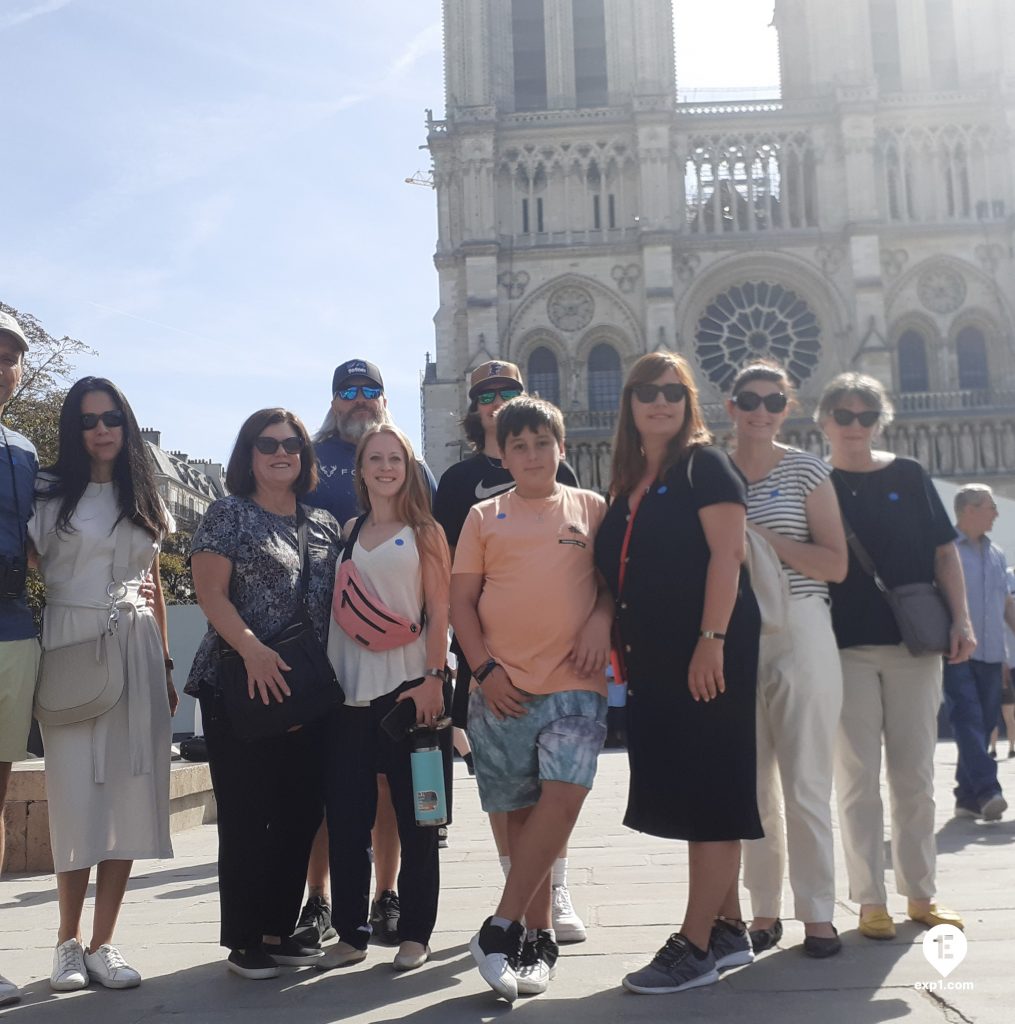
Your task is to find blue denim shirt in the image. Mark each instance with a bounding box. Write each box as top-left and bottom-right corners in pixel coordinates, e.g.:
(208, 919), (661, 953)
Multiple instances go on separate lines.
(955, 529), (1010, 664)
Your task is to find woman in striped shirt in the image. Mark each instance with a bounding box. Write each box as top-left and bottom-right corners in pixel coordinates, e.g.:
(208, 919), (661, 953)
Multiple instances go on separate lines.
(726, 361), (848, 958)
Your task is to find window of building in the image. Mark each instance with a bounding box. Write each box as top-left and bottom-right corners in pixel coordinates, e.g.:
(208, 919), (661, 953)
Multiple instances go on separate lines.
(528, 346), (561, 407)
(587, 343), (622, 411)
(608, 193), (616, 229)
(925, 0), (958, 89)
(573, 0), (608, 108)
(522, 197), (530, 233)
(512, 0), (547, 112)
(897, 330), (930, 392)
(592, 193), (601, 229)
(869, 0), (902, 93)
(956, 326), (988, 390)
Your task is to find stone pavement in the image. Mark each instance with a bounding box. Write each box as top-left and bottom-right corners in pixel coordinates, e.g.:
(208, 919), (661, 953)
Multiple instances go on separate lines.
(1, 743), (1012, 1023)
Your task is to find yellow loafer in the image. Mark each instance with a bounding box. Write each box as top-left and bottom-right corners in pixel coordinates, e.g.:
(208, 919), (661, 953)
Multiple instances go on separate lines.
(908, 902), (964, 930)
(858, 909), (896, 940)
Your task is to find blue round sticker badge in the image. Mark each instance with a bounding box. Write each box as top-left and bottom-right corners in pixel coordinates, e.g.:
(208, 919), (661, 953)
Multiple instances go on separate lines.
(888, 492), (900, 502)
(497, 512), (507, 519)
(395, 538), (405, 546)
(657, 485), (668, 495)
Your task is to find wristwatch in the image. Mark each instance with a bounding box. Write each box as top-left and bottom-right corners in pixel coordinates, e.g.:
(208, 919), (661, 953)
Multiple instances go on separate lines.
(164, 657), (175, 670)
(698, 630), (726, 641)
(475, 658), (499, 683)
(423, 667), (444, 681)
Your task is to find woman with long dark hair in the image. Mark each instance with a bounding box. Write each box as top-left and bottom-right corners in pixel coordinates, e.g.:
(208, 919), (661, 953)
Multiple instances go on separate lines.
(29, 377), (176, 992)
(594, 352), (761, 995)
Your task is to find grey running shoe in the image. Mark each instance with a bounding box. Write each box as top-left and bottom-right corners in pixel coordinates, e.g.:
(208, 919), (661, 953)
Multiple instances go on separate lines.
(709, 919), (755, 970)
(622, 933), (719, 994)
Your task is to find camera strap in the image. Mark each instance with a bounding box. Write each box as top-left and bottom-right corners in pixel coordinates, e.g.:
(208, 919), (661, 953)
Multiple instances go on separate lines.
(0, 421), (28, 554)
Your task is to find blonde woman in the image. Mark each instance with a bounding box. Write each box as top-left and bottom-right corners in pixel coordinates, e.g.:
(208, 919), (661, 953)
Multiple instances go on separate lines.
(320, 424), (451, 973)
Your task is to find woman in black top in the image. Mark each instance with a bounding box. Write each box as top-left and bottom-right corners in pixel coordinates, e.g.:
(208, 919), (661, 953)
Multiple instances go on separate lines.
(187, 409), (340, 980)
(595, 352), (761, 995)
(819, 373), (973, 940)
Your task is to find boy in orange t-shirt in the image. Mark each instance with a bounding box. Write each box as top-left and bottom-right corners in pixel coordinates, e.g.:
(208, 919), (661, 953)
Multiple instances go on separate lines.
(451, 397), (612, 1002)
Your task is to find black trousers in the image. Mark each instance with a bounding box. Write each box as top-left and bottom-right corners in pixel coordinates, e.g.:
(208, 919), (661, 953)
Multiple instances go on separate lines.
(326, 680), (448, 948)
(201, 692), (326, 951)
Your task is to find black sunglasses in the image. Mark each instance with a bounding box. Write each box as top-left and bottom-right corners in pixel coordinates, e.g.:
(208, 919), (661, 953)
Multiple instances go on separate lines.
(831, 409), (880, 428)
(253, 436), (304, 455)
(476, 388), (522, 405)
(81, 410), (125, 430)
(632, 382), (688, 404)
(734, 391), (788, 414)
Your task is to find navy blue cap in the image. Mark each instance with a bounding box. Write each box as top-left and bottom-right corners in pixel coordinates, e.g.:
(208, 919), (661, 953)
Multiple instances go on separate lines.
(332, 358), (384, 394)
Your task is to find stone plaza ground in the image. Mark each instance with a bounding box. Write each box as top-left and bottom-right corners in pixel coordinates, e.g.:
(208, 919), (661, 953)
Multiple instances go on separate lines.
(1, 743), (1012, 1023)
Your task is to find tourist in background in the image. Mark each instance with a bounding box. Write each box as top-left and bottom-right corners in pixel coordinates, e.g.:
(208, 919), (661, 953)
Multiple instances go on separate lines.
(727, 360), (847, 958)
(187, 409), (340, 980)
(820, 372), (973, 940)
(30, 377), (176, 992)
(595, 352), (762, 994)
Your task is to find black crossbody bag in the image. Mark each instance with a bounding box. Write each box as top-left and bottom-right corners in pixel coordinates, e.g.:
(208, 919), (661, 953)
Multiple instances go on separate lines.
(217, 506), (343, 740)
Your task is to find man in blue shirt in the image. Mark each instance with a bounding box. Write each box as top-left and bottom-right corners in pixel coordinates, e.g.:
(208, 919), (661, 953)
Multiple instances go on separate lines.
(946, 484), (1014, 822)
(0, 312), (38, 1008)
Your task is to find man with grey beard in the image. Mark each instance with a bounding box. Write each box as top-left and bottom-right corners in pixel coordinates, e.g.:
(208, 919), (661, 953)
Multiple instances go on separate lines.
(293, 358), (437, 951)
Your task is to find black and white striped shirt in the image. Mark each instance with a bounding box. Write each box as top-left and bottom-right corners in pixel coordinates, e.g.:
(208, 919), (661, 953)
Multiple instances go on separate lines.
(745, 447), (831, 600)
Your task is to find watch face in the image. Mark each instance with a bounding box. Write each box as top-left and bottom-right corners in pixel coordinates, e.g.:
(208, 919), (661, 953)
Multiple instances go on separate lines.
(548, 286), (595, 332)
(918, 266), (966, 315)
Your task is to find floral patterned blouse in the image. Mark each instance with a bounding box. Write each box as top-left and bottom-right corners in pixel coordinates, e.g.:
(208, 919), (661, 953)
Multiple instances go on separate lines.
(184, 496), (340, 696)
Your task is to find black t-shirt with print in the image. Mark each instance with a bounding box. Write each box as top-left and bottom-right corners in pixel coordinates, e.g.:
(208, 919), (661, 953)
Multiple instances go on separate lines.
(828, 457), (957, 650)
(434, 453), (579, 548)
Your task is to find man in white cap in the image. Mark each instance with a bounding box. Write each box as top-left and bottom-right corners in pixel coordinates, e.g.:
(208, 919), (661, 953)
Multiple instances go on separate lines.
(0, 311), (37, 1008)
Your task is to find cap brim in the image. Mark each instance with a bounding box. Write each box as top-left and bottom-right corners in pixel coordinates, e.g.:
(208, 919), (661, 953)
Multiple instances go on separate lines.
(334, 377), (383, 392)
(469, 376), (523, 398)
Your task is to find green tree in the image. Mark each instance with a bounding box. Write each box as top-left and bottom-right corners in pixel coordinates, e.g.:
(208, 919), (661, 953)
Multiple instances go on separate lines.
(160, 530), (196, 605)
(0, 300), (95, 466)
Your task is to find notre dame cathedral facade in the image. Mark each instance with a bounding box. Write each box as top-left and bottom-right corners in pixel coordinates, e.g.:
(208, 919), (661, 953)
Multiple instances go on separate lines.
(420, 0), (1015, 493)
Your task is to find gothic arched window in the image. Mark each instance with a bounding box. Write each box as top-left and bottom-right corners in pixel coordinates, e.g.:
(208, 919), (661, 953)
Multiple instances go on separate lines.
(527, 346), (561, 407)
(897, 330), (930, 393)
(587, 343), (621, 411)
(869, 0), (902, 93)
(956, 326), (988, 391)
(512, 0), (548, 112)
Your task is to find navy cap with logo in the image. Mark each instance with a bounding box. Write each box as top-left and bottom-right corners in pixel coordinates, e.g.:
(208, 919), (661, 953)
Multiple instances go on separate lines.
(332, 358), (384, 395)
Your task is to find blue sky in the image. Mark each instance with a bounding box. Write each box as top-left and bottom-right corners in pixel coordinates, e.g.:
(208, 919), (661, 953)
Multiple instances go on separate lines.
(0, 1), (777, 463)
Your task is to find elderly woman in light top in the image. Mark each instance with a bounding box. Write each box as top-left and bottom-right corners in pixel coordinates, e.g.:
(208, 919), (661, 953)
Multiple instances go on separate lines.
(725, 361), (847, 958)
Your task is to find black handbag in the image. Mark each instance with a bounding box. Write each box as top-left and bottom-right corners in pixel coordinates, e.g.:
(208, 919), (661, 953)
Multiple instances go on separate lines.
(217, 506), (343, 740)
(842, 515), (952, 657)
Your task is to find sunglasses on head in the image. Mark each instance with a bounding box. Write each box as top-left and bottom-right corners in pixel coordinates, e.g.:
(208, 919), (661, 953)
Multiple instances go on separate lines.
(81, 410), (125, 430)
(831, 408), (880, 428)
(335, 385), (383, 401)
(632, 382), (688, 404)
(476, 388), (522, 405)
(734, 391), (788, 414)
(253, 436), (304, 456)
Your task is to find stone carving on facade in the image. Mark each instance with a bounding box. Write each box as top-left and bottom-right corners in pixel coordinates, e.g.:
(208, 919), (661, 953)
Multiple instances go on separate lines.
(694, 281), (823, 391)
(917, 264), (967, 314)
(498, 271), (530, 299)
(547, 285), (595, 332)
(975, 244), (1005, 274)
(816, 245), (845, 276)
(675, 252), (701, 283)
(880, 249), (909, 278)
(611, 264), (641, 294)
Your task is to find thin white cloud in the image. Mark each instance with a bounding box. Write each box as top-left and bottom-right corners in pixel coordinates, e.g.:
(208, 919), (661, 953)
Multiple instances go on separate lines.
(0, 0), (74, 32)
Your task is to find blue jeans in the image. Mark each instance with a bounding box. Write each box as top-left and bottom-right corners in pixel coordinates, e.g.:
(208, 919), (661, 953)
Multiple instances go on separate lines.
(943, 659), (1003, 808)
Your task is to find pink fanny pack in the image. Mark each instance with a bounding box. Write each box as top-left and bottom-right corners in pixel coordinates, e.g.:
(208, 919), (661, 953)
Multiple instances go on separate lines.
(332, 516), (424, 651)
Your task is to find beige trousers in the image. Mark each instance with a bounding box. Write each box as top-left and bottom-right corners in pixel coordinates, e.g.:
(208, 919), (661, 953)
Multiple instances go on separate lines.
(743, 596), (842, 922)
(834, 643), (942, 905)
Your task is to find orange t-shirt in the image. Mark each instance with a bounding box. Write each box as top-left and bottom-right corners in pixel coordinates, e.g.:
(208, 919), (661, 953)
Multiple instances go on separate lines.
(452, 486), (608, 696)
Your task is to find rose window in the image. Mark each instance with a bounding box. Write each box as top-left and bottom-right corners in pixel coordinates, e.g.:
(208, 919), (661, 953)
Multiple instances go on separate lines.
(694, 281), (822, 391)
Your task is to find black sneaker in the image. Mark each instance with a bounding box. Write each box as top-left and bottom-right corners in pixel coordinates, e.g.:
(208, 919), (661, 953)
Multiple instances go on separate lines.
(264, 937), (325, 966)
(516, 930), (559, 995)
(226, 947), (280, 980)
(370, 890), (400, 946)
(469, 917), (525, 1002)
(292, 895), (336, 948)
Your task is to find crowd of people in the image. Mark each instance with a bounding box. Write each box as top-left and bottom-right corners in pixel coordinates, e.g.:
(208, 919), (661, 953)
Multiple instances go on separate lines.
(0, 305), (1010, 1005)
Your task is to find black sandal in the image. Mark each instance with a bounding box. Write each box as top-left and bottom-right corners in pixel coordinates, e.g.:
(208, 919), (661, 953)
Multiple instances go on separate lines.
(749, 918), (783, 953)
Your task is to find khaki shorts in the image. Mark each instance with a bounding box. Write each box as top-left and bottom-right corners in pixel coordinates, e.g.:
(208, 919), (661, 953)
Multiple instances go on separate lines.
(0, 638), (40, 762)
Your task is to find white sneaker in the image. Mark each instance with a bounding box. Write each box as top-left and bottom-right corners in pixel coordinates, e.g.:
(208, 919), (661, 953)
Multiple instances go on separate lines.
(515, 931), (559, 995)
(551, 884), (587, 943)
(0, 973), (21, 1007)
(83, 944), (141, 989)
(392, 941), (430, 972)
(51, 938), (88, 992)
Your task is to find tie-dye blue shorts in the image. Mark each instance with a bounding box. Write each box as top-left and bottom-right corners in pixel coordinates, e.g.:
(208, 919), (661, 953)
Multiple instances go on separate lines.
(467, 688), (608, 812)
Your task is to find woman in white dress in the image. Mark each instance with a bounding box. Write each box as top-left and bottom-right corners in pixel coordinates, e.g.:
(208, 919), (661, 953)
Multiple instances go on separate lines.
(29, 377), (176, 993)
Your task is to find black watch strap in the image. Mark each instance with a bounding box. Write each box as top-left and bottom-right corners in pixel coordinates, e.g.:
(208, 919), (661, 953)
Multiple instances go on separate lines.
(475, 658), (499, 683)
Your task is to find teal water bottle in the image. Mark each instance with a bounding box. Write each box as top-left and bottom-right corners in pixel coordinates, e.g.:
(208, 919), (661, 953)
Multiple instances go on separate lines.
(410, 718), (450, 826)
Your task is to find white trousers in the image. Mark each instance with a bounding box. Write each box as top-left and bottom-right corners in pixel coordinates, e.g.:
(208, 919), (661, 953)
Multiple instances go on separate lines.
(834, 643), (942, 905)
(743, 596), (842, 922)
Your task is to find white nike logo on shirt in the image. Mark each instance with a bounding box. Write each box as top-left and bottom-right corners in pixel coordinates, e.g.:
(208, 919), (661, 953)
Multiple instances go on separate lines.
(475, 481), (515, 500)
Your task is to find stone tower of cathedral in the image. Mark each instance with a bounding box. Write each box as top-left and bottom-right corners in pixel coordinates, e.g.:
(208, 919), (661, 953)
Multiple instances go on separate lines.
(421, 0), (1015, 493)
